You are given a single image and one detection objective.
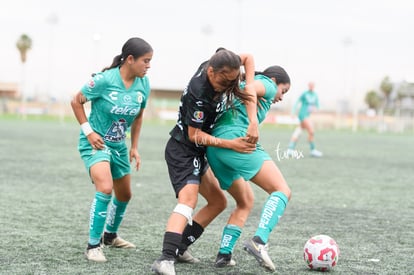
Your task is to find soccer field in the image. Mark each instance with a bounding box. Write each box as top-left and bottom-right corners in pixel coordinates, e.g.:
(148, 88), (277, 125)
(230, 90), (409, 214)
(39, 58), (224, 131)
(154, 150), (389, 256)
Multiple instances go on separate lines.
(0, 118), (413, 275)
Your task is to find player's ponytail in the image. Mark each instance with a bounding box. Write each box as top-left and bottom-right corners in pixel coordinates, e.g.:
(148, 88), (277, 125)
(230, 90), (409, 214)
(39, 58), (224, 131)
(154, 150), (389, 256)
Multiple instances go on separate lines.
(261, 66), (290, 85)
(102, 37), (153, 72)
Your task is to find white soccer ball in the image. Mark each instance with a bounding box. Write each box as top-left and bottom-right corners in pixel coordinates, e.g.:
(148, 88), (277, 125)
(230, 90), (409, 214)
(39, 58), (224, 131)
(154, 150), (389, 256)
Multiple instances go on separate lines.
(303, 234), (339, 271)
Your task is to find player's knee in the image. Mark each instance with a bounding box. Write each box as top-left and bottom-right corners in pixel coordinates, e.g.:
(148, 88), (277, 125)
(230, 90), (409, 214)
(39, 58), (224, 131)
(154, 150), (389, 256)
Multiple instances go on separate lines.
(98, 187), (113, 195)
(292, 127), (302, 139)
(237, 197), (254, 211)
(214, 195), (227, 212)
(173, 203), (194, 225)
(120, 193), (132, 202)
(205, 188), (227, 211)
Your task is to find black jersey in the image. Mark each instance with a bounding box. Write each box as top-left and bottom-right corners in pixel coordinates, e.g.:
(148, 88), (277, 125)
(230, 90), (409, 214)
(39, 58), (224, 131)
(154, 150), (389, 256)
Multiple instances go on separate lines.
(169, 61), (226, 151)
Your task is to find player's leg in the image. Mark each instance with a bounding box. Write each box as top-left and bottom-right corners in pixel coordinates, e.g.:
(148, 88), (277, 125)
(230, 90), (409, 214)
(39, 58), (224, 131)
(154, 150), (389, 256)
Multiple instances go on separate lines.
(216, 178), (254, 267)
(152, 183), (199, 274)
(288, 110), (306, 152)
(302, 118), (322, 157)
(195, 167), (227, 227)
(177, 167), (227, 263)
(86, 161), (113, 262)
(101, 146), (135, 248)
(243, 160), (291, 271)
(152, 138), (200, 274)
(250, 160), (290, 242)
(102, 174), (135, 248)
(288, 126), (302, 151)
(302, 118), (314, 147)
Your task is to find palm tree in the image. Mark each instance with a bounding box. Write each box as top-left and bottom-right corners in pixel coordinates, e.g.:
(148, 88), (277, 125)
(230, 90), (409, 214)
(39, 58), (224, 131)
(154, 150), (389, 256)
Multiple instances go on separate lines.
(365, 90), (381, 111)
(16, 34), (32, 118)
(16, 34), (32, 63)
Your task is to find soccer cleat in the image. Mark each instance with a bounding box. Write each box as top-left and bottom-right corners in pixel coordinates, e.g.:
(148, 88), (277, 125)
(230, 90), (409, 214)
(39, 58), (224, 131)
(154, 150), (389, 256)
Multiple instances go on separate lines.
(85, 246), (107, 262)
(102, 234), (136, 248)
(177, 249), (200, 263)
(310, 149), (323, 157)
(214, 253), (236, 268)
(151, 259), (176, 275)
(243, 239), (275, 272)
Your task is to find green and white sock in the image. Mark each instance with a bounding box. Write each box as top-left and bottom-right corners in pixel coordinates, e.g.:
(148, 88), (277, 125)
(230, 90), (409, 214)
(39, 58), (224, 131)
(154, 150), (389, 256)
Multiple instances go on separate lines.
(310, 141), (315, 150)
(254, 191), (288, 244)
(88, 192), (111, 245)
(105, 196), (128, 234)
(218, 224), (242, 255)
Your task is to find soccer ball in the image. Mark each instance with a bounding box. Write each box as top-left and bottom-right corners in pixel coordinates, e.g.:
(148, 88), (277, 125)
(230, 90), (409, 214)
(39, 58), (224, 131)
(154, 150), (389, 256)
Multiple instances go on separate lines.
(303, 234), (339, 271)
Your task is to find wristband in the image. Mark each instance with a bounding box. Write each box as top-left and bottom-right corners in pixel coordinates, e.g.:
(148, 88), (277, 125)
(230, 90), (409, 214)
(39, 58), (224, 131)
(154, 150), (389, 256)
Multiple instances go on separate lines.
(81, 122), (93, 136)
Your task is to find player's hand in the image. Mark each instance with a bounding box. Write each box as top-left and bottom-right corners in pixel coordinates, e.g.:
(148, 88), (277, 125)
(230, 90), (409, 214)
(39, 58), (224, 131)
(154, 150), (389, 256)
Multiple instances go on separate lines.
(245, 120), (259, 144)
(87, 132), (105, 150)
(231, 137), (256, 153)
(129, 149), (141, 171)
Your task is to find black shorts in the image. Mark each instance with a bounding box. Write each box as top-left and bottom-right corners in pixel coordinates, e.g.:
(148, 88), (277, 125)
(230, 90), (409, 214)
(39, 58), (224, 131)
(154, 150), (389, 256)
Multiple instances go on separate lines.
(165, 137), (209, 198)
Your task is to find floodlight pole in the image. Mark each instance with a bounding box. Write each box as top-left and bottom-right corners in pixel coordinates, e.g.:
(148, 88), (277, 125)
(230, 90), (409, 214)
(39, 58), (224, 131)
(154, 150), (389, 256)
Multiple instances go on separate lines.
(343, 37), (358, 132)
(46, 13), (58, 108)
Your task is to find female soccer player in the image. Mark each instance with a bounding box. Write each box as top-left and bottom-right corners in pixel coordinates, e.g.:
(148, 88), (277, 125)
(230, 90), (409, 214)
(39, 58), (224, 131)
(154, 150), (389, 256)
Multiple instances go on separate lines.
(206, 66), (291, 272)
(287, 81), (323, 157)
(71, 37), (153, 262)
(151, 48), (258, 275)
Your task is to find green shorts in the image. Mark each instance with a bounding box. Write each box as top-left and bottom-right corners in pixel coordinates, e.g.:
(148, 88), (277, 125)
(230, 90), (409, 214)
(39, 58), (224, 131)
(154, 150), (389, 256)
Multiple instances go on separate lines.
(78, 136), (130, 180)
(298, 109), (310, 122)
(206, 131), (271, 190)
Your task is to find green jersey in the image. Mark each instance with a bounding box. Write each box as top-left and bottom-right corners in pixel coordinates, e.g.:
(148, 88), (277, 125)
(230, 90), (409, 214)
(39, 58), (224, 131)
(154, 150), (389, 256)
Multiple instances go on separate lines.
(293, 90), (319, 121)
(207, 75), (277, 190)
(212, 75), (277, 137)
(80, 67), (151, 145)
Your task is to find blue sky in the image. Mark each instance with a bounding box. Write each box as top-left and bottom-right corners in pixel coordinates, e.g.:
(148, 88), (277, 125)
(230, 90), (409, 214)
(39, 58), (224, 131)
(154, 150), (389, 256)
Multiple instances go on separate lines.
(1, 0), (413, 110)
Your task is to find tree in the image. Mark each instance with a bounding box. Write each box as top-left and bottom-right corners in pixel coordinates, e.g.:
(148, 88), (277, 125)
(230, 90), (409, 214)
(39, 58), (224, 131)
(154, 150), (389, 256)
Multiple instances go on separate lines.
(365, 90), (381, 110)
(16, 34), (32, 119)
(380, 76), (393, 109)
(16, 34), (32, 63)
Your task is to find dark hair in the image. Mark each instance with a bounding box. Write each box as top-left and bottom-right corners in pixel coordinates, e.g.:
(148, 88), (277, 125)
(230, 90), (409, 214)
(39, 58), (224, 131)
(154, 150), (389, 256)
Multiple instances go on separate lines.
(259, 65), (290, 85)
(102, 37), (153, 72)
(207, 49), (252, 105)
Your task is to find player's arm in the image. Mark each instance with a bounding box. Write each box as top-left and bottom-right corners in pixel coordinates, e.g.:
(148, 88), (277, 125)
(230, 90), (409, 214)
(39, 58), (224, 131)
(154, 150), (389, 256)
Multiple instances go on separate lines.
(187, 126), (255, 153)
(129, 109), (144, 171)
(71, 91), (88, 125)
(252, 80), (266, 97)
(239, 53), (258, 144)
(70, 91), (104, 149)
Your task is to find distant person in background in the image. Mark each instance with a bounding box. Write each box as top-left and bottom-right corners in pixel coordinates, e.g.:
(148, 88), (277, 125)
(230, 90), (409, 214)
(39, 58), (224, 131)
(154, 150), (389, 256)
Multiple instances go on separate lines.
(287, 81), (323, 157)
(151, 48), (258, 275)
(71, 37), (153, 262)
(207, 65), (291, 271)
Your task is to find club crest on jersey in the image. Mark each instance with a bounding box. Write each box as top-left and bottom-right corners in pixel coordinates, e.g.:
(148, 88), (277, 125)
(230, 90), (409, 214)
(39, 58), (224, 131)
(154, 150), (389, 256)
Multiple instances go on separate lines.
(104, 118), (127, 142)
(88, 80), (95, 89)
(192, 111), (204, 123)
(137, 92), (144, 104)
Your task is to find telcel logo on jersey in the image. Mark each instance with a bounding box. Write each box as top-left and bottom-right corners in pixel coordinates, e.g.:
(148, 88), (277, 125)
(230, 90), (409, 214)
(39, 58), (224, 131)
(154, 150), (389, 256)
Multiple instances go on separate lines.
(110, 105), (139, 116)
